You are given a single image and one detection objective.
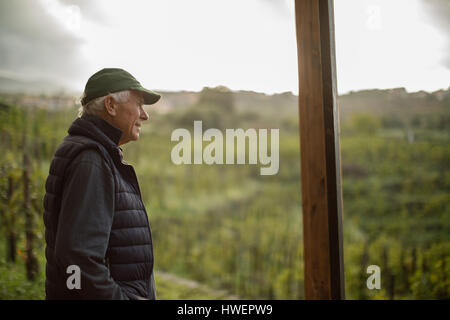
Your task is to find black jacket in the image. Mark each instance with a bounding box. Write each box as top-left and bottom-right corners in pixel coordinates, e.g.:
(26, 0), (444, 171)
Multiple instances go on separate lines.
(43, 114), (156, 300)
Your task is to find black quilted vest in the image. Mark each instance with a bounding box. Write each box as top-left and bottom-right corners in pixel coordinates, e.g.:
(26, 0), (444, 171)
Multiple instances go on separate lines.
(43, 114), (155, 299)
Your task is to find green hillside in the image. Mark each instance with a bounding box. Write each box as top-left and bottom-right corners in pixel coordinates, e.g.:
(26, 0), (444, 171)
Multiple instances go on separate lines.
(0, 87), (448, 299)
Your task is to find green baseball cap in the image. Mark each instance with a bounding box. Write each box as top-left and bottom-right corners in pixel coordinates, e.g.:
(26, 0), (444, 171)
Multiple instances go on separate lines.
(81, 68), (161, 106)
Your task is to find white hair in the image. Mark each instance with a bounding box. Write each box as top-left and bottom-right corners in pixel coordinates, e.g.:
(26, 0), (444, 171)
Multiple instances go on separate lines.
(78, 90), (131, 117)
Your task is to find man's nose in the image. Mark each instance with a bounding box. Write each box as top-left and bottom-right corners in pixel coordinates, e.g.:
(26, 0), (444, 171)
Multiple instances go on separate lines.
(140, 107), (149, 121)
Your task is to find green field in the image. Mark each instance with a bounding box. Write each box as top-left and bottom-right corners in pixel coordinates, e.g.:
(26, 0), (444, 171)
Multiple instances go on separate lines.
(0, 87), (449, 299)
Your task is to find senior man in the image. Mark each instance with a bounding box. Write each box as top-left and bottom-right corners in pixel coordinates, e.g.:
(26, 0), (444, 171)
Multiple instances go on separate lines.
(43, 68), (160, 299)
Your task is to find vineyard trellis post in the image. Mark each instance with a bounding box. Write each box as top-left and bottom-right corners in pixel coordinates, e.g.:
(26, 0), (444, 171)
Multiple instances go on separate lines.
(295, 0), (345, 299)
(23, 140), (39, 281)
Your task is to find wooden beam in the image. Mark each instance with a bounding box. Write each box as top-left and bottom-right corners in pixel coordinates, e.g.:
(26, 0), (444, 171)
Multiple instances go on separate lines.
(295, 0), (345, 299)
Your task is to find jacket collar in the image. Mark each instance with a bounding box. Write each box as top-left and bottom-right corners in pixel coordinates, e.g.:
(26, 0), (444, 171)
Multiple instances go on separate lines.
(68, 113), (123, 151)
(82, 114), (122, 145)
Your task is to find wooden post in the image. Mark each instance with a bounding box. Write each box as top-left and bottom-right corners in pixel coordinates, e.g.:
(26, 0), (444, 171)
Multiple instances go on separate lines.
(295, 0), (345, 299)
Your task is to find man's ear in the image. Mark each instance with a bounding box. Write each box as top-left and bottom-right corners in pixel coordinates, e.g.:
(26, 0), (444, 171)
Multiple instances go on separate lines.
(104, 96), (118, 116)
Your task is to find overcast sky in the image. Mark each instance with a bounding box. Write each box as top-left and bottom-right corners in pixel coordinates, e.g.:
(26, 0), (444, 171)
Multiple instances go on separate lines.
(0, 0), (448, 94)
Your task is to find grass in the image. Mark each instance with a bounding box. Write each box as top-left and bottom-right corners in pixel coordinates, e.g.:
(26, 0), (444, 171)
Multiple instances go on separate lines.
(0, 238), (235, 300)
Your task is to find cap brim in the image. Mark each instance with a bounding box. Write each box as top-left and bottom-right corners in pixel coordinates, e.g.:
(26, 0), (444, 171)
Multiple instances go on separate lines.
(130, 86), (161, 105)
(142, 89), (161, 105)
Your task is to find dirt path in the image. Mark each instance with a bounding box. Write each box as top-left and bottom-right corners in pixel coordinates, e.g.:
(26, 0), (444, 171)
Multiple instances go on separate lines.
(157, 271), (240, 300)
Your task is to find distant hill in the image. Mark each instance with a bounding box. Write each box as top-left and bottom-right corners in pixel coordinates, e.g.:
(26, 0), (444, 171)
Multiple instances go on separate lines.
(0, 76), (74, 95)
(157, 86), (449, 122)
(337, 87), (450, 122)
(1, 81), (448, 123)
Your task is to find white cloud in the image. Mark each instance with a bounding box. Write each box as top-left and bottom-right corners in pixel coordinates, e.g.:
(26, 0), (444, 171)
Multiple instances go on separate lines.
(334, 0), (449, 93)
(73, 0), (298, 94)
(2, 0), (448, 94)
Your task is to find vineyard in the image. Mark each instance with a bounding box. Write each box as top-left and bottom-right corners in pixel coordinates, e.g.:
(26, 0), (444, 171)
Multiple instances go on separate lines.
(0, 87), (449, 299)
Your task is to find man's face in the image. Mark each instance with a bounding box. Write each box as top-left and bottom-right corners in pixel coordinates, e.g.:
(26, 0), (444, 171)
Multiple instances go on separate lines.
(111, 90), (149, 145)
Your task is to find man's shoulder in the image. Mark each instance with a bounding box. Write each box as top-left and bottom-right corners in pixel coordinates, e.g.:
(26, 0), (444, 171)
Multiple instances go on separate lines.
(60, 135), (112, 169)
(54, 134), (101, 157)
(55, 134), (111, 161)
(50, 133), (117, 179)
(72, 148), (105, 164)
(65, 148), (114, 180)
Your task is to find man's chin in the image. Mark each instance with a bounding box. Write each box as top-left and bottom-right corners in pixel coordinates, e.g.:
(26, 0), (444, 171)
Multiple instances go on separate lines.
(119, 135), (139, 146)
